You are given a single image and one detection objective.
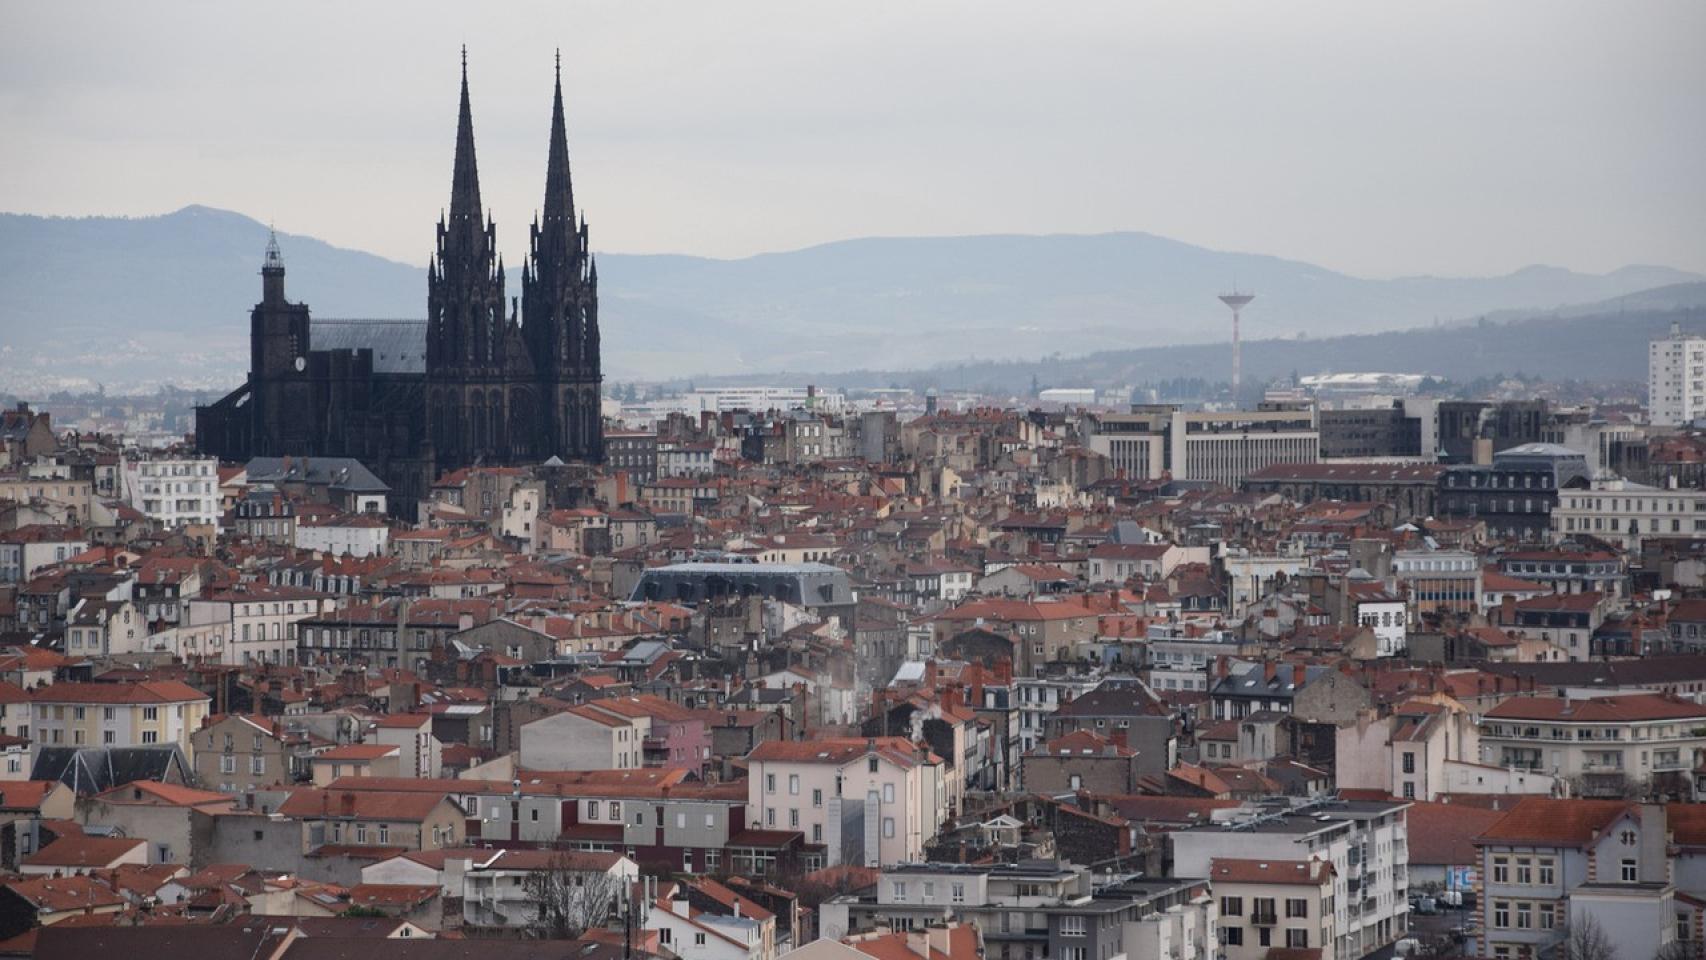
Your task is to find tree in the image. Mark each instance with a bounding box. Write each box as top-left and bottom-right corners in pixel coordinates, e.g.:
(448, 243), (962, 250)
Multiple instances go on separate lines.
(1562, 913), (1618, 960)
(521, 854), (624, 940)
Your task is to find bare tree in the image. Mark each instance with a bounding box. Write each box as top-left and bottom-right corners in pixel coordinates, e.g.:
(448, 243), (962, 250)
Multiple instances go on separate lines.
(521, 853), (624, 940)
(1563, 913), (1619, 960)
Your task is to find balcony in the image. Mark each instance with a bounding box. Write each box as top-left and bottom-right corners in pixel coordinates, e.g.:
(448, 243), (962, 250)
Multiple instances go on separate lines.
(1251, 912), (1279, 927)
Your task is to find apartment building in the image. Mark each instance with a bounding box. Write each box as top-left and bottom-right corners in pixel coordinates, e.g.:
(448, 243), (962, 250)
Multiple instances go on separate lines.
(185, 584), (336, 666)
(746, 736), (946, 867)
(1171, 800), (1411, 960)
(1393, 548), (1482, 617)
(277, 788), (466, 853)
(1473, 798), (1676, 960)
(519, 704), (647, 771)
(1649, 320), (1706, 426)
(822, 860), (1217, 960)
(1210, 858), (1338, 960)
(1477, 693), (1706, 798)
(1083, 403), (1319, 487)
(121, 455), (221, 531)
(28, 681), (210, 758)
(0, 525), (88, 584)
(193, 713), (315, 792)
(1552, 478), (1706, 550)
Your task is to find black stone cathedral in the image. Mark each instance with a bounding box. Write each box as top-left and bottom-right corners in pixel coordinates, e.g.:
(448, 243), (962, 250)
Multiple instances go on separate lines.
(196, 53), (603, 508)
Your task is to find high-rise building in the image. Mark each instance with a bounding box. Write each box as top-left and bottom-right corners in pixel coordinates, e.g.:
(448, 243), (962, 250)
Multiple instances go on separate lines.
(197, 52), (604, 510)
(1649, 320), (1706, 426)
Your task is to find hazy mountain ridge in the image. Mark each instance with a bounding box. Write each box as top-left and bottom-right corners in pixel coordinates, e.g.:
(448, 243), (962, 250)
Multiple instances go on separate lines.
(0, 205), (1697, 390)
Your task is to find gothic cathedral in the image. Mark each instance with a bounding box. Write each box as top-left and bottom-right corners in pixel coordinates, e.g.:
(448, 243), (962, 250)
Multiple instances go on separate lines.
(197, 53), (604, 508)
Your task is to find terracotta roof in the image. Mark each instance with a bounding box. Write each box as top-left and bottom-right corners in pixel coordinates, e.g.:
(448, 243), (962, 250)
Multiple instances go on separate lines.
(1209, 858), (1333, 885)
(277, 788), (454, 822)
(2, 874), (123, 912)
(24, 835), (145, 868)
(1474, 797), (1634, 848)
(1484, 693), (1706, 723)
(1404, 802), (1508, 866)
(28, 680), (209, 704)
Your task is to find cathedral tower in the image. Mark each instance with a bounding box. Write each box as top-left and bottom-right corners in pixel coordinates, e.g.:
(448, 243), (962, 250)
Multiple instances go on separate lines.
(425, 50), (532, 466)
(524, 52), (603, 463)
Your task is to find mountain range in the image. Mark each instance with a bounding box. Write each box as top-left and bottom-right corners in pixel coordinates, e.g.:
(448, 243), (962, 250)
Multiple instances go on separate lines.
(0, 204), (1699, 393)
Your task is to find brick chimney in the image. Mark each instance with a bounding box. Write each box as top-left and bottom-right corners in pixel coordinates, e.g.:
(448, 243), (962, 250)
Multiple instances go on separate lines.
(1263, 661), (1278, 683)
(1293, 664), (1307, 687)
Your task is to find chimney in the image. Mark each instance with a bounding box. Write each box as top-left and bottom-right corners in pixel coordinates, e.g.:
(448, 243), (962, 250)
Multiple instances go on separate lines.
(1110, 728), (1128, 750)
(1293, 664), (1307, 687)
(1263, 661), (1277, 683)
(341, 792), (356, 815)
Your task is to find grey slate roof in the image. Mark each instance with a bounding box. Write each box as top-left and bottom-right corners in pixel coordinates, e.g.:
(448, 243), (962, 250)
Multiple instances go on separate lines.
(245, 456), (390, 493)
(310, 319), (427, 374)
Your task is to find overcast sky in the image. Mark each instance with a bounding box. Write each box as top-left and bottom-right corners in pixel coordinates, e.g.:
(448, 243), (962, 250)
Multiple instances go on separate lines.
(3, 1), (1703, 278)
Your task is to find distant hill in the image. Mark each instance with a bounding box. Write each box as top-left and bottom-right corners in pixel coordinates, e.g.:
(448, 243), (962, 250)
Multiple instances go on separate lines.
(743, 292), (1706, 396)
(0, 205), (1698, 391)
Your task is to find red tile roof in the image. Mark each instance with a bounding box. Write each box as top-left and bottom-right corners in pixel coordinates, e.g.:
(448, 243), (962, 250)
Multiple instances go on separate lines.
(1209, 858), (1333, 885)
(1474, 797), (1633, 848)
(1484, 693), (1706, 723)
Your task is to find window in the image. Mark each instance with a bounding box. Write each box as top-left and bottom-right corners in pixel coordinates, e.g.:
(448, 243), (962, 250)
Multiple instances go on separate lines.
(1060, 916), (1086, 937)
(788, 774), (800, 795)
(883, 783), (895, 804)
(694, 934), (706, 947)
(892, 882), (907, 902)
(1621, 859), (1638, 882)
(1402, 782), (1415, 799)
(587, 802), (599, 820)
(766, 774), (777, 793)
(1062, 950), (1087, 960)
(1494, 901), (1510, 929)
(1220, 896), (1243, 917)
(1540, 902), (1556, 929)
(1286, 930), (1309, 949)
(1492, 856), (1509, 883)
(869, 757), (880, 773)
(608, 802), (619, 820)
(790, 809), (799, 828)
(142, 731), (158, 744)
(1402, 752), (1416, 774)
(143, 707), (159, 721)
(1285, 898), (1308, 919)
(951, 883), (965, 904)
(1538, 858), (1555, 885)
(883, 817), (895, 838)
(812, 788), (823, 807)
(220, 755), (236, 774)
(1221, 928), (1244, 947)
(1516, 858), (1532, 885)
(250, 756), (264, 775)
(1516, 902), (1532, 929)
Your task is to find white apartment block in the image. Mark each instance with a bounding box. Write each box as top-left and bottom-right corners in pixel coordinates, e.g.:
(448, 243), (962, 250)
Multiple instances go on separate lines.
(1171, 800), (1411, 960)
(1552, 478), (1706, 550)
(1649, 322), (1706, 426)
(122, 456), (221, 530)
(1084, 405), (1319, 487)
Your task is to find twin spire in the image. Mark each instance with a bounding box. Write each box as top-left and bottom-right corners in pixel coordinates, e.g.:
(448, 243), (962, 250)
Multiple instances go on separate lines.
(444, 48), (580, 257)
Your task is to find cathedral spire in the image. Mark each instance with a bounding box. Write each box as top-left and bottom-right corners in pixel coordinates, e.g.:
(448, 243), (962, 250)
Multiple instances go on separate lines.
(448, 46), (483, 231)
(541, 47), (577, 243)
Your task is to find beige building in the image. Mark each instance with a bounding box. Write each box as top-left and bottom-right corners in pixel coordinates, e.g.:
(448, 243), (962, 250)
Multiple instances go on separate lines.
(1210, 857), (1338, 960)
(1478, 693), (1706, 797)
(193, 713), (314, 792)
(277, 788), (466, 853)
(28, 680), (210, 759)
(746, 736), (946, 867)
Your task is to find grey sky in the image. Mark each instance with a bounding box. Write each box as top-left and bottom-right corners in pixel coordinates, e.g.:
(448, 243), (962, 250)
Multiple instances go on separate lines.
(3, 1), (1703, 278)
